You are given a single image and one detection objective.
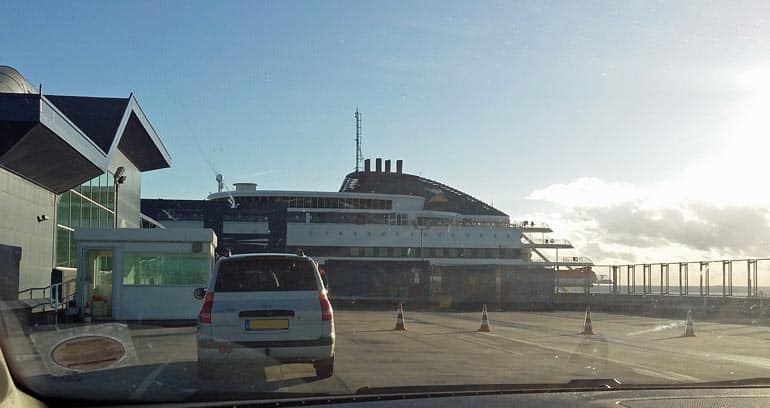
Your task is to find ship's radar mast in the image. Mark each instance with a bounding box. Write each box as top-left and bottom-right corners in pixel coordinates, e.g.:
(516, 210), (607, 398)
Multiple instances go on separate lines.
(354, 108), (362, 172)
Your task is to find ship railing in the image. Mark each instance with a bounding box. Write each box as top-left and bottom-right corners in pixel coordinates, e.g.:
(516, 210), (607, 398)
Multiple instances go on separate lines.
(526, 238), (572, 246)
(532, 256), (593, 264)
(511, 221), (550, 229)
(560, 256), (594, 264)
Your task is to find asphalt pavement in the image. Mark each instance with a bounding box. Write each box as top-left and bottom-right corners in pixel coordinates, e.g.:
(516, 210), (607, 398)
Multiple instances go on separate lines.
(10, 310), (770, 402)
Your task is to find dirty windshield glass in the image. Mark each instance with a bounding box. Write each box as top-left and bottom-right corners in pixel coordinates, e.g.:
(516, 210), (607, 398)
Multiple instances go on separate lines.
(3, 0), (770, 405)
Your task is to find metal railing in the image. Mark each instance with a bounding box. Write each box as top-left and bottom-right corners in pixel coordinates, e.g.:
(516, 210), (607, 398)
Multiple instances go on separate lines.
(559, 256), (594, 263)
(17, 280), (76, 323)
(512, 221), (550, 229)
(563, 258), (770, 298)
(524, 238), (573, 246)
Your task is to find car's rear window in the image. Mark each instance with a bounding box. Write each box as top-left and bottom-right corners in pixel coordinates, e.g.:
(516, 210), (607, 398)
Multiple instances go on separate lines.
(214, 257), (318, 292)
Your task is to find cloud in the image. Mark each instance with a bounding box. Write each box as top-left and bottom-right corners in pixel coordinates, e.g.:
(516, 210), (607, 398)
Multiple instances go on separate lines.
(527, 178), (643, 208)
(526, 176), (770, 264)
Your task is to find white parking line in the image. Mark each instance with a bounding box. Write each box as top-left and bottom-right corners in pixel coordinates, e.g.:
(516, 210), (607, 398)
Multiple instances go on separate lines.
(485, 332), (702, 383)
(130, 363), (168, 400)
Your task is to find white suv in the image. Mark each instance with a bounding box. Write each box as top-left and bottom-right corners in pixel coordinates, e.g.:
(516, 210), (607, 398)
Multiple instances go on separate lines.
(195, 253), (335, 379)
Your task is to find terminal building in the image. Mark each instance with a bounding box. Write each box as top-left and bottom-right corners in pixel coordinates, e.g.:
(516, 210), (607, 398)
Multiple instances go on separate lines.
(0, 66), (192, 317)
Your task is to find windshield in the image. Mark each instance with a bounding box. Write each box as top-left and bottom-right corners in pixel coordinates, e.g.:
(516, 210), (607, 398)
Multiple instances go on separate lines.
(3, 0), (770, 404)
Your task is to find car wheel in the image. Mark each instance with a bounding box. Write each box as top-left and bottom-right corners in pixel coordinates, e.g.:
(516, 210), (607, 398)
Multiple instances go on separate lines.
(314, 356), (334, 378)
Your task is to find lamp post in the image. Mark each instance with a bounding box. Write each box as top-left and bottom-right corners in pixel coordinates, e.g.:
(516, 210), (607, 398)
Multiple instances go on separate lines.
(113, 167), (126, 228)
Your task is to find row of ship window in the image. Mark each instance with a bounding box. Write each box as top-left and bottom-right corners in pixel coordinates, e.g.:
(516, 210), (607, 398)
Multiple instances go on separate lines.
(287, 212), (511, 228)
(309, 229), (513, 239)
(296, 246), (523, 259)
(234, 196), (393, 210)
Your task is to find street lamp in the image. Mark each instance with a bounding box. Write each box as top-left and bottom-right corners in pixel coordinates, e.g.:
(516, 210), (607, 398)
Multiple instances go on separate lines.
(113, 167), (126, 228)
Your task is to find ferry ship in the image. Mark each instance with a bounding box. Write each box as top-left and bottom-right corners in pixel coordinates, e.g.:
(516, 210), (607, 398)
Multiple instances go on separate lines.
(141, 158), (592, 307)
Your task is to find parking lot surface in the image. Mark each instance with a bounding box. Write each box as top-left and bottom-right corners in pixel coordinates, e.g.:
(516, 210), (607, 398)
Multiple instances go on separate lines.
(12, 309), (770, 401)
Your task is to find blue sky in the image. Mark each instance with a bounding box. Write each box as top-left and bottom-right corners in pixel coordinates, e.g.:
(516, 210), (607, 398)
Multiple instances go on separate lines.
(4, 1), (770, 265)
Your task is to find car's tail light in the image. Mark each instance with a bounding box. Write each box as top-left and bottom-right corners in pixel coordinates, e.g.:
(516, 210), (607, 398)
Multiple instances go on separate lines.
(319, 291), (333, 321)
(199, 292), (214, 323)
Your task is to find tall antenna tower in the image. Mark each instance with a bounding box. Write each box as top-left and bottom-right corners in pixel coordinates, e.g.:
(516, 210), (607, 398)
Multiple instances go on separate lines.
(354, 108), (363, 172)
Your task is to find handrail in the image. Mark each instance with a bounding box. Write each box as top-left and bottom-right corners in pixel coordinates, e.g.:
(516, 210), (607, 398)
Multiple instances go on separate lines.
(525, 238), (572, 246)
(512, 221), (550, 229)
(18, 281), (75, 312)
(18, 285), (55, 299)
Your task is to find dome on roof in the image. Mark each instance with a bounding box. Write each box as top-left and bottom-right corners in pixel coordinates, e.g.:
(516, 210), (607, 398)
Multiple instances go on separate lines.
(0, 66), (35, 94)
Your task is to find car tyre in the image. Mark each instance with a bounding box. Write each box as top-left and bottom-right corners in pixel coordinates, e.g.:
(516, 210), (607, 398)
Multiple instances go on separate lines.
(314, 356), (334, 378)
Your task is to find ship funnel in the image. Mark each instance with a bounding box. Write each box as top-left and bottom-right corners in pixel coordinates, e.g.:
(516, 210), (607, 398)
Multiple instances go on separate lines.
(385, 160), (391, 173)
(396, 160), (403, 174)
(233, 182), (258, 192)
(375, 158), (382, 172)
(364, 159), (371, 172)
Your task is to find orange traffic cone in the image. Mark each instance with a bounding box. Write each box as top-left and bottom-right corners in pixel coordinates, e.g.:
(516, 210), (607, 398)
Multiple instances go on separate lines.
(682, 310), (695, 337)
(478, 304), (492, 332)
(393, 303), (407, 331)
(581, 306), (594, 335)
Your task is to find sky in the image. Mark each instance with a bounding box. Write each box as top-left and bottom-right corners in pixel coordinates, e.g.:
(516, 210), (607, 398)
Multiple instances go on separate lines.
(3, 1), (770, 266)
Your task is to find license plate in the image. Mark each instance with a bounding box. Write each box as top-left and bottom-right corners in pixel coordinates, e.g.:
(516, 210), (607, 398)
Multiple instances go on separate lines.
(244, 319), (289, 331)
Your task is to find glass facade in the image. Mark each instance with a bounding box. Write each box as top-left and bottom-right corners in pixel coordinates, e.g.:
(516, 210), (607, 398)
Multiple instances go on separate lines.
(56, 173), (116, 268)
(122, 252), (211, 286)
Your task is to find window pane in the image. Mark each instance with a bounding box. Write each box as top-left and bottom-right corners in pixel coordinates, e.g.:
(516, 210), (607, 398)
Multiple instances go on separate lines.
(123, 252), (211, 286)
(68, 235), (77, 268)
(214, 257), (316, 292)
(105, 177), (115, 211)
(97, 173), (106, 206)
(100, 208), (111, 228)
(70, 193), (82, 228)
(81, 201), (92, 228)
(55, 228), (70, 267)
(57, 191), (71, 227)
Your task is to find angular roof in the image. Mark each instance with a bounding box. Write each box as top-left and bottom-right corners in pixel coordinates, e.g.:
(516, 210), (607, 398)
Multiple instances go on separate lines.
(45, 95), (129, 153)
(0, 92), (171, 193)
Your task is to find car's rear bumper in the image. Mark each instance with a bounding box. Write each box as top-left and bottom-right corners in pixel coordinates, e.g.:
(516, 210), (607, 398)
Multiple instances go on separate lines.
(197, 337), (334, 365)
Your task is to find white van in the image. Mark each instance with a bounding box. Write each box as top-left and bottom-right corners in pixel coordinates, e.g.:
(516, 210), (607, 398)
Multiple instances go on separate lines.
(195, 253), (335, 379)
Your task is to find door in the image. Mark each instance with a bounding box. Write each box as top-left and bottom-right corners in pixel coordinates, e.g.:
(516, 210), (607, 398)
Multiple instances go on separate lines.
(88, 249), (114, 320)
